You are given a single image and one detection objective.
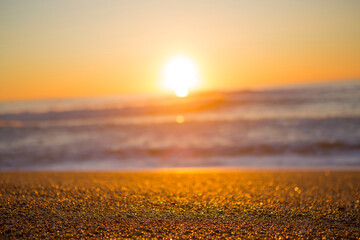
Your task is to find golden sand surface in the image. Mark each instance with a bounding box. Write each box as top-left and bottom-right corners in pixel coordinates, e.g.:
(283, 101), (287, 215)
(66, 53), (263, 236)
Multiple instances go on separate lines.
(1, 170), (359, 238)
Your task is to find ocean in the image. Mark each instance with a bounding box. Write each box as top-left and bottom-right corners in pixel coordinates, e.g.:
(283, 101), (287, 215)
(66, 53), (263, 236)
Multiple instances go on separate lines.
(1, 80), (360, 170)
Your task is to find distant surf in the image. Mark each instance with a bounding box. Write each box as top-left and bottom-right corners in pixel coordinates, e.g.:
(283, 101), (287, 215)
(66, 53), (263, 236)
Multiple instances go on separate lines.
(1, 80), (360, 170)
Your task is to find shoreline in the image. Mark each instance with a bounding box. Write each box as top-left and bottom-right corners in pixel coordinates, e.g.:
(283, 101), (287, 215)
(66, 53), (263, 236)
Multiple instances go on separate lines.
(2, 165), (360, 172)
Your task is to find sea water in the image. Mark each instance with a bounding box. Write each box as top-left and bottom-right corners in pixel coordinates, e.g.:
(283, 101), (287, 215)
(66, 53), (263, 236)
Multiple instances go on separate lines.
(1, 80), (359, 170)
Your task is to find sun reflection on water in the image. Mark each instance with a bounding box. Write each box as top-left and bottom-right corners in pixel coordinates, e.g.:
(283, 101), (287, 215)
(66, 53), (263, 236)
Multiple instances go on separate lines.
(176, 115), (184, 124)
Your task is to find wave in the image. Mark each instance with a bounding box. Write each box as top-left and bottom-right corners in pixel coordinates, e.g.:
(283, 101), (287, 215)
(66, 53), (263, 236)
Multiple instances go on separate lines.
(2, 141), (360, 170)
(105, 141), (360, 158)
(1, 80), (359, 122)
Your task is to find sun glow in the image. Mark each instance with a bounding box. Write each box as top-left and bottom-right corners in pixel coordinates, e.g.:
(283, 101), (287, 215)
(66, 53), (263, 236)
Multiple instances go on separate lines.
(163, 56), (200, 97)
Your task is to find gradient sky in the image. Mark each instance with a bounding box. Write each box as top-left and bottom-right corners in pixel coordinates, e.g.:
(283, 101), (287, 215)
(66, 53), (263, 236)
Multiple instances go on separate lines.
(1, 0), (360, 101)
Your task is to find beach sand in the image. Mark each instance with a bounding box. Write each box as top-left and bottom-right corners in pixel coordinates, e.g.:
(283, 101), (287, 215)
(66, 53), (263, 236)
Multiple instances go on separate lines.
(1, 170), (359, 238)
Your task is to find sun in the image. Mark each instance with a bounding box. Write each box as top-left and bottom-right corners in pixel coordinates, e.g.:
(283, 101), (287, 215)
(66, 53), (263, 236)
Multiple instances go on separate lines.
(163, 55), (200, 97)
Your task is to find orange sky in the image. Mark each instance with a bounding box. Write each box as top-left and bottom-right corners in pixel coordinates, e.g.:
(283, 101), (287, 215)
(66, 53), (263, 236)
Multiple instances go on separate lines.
(1, 0), (360, 101)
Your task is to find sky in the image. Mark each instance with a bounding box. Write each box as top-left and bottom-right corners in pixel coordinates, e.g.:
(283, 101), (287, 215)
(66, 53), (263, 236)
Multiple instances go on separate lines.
(1, 0), (360, 101)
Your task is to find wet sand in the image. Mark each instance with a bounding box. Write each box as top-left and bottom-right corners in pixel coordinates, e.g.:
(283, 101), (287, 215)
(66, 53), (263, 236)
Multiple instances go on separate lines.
(1, 170), (359, 238)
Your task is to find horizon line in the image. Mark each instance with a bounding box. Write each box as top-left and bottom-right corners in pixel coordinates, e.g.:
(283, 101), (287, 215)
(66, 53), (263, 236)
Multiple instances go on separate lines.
(1, 78), (359, 103)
